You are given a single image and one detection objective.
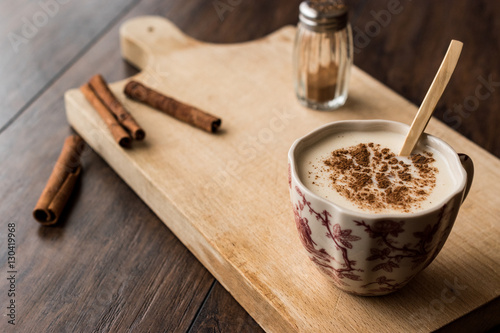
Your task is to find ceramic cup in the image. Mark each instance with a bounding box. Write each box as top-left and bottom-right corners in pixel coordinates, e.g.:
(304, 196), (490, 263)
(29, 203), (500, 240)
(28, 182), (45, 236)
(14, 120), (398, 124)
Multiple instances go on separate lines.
(288, 120), (474, 296)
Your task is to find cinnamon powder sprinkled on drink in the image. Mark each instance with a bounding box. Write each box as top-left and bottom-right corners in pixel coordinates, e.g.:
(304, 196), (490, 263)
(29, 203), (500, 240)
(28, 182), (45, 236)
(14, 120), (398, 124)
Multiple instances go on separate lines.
(309, 143), (438, 212)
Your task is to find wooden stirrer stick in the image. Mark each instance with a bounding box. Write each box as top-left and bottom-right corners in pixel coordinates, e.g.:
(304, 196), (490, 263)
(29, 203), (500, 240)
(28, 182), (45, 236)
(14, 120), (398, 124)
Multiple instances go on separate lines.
(399, 40), (463, 156)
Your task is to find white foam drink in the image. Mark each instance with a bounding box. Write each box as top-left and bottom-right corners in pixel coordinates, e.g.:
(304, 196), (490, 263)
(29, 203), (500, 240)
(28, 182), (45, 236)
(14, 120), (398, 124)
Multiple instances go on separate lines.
(298, 130), (458, 214)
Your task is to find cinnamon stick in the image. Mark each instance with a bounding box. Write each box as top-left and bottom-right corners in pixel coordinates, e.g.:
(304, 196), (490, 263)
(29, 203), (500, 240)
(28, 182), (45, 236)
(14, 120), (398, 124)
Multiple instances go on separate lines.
(124, 81), (222, 133)
(33, 135), (84, 225)
(80, 83), (132, 148)
(89, 74), (145, 140)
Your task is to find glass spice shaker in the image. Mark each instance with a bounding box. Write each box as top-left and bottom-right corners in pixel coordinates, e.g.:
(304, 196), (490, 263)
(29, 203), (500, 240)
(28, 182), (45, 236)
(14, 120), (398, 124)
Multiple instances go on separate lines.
(293, 1), (353, 110)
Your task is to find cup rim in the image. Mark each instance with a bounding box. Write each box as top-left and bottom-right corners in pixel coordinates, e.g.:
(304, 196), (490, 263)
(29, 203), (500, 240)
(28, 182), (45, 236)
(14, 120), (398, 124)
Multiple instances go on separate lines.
(288, 119), (468, 219)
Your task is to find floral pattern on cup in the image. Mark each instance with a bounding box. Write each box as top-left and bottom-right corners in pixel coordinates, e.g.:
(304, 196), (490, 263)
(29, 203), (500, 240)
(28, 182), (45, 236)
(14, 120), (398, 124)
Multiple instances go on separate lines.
(293, 186), (363, 286)
(292, 185), (457, 295)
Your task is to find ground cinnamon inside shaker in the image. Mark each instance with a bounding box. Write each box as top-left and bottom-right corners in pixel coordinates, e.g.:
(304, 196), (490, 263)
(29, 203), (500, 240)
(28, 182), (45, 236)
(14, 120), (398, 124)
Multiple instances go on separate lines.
(306, 63), (338, 103)
(310, 143), (438, 212)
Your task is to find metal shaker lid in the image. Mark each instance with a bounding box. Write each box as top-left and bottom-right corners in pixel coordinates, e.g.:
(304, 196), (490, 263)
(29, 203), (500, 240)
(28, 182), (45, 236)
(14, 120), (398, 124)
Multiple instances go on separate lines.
(299, 1), (348, 32)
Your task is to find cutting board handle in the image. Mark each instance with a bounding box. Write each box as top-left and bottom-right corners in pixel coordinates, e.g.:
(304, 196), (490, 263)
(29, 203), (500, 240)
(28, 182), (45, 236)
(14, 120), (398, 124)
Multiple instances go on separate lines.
(120, 16), (196, 71)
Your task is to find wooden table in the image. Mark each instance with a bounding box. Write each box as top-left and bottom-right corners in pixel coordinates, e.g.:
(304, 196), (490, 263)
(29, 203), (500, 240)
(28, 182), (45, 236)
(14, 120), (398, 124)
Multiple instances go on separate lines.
(0, 1), (498, 332)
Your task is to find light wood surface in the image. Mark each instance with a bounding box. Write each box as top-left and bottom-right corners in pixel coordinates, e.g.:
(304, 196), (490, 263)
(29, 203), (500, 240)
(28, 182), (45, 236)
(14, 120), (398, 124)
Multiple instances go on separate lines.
(64, 17), (500, 332)
(399, 40), (463, 156)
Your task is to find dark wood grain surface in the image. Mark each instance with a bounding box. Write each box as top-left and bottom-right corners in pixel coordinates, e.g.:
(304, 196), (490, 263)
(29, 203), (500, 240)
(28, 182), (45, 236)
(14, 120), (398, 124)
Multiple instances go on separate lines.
(0, 1), (498, 332)
(351, 0), (500, 158)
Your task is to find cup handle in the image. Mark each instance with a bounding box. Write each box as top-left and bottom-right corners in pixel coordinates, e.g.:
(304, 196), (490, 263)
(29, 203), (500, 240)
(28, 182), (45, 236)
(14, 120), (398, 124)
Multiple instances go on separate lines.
(458, 153), (474, 203)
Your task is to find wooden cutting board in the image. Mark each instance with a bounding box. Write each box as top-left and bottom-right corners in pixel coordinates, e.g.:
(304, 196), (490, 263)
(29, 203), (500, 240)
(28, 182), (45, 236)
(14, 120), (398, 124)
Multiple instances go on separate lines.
(65, 16), (500, 332)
